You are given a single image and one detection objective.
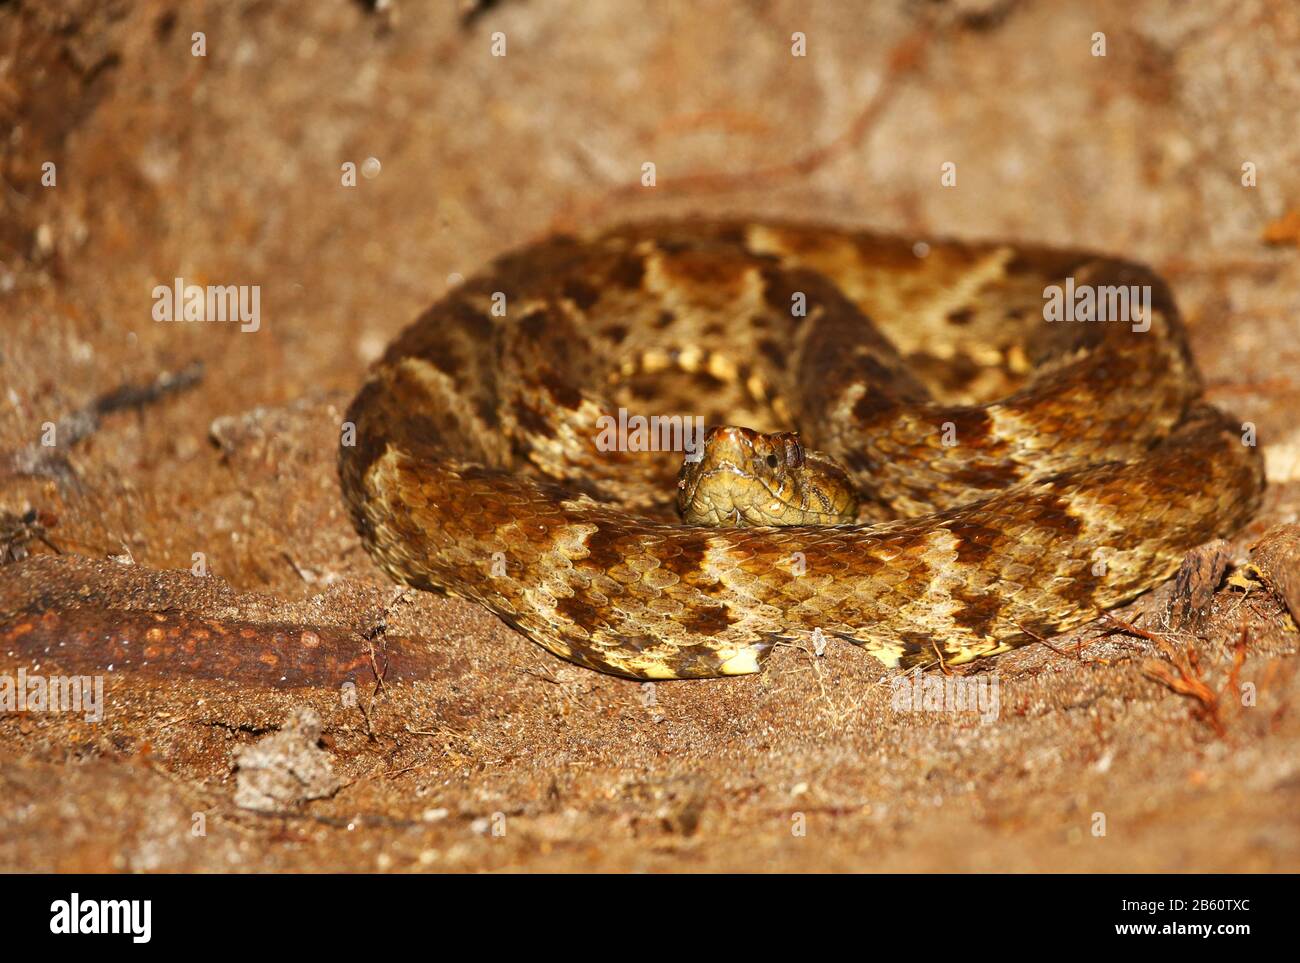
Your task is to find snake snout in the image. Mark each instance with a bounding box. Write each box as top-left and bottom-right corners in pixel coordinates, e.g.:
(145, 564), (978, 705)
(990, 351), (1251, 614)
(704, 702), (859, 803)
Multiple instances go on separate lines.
(677, 425), (857, 527)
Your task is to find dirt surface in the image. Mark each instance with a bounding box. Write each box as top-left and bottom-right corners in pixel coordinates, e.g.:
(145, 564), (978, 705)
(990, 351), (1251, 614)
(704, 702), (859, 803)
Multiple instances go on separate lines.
(2, 0), (1299, 872)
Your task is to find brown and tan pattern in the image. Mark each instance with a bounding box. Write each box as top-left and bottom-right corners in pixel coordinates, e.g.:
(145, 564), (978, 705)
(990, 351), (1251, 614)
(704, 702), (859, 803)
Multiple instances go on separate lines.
(338, 220), (1265, 680)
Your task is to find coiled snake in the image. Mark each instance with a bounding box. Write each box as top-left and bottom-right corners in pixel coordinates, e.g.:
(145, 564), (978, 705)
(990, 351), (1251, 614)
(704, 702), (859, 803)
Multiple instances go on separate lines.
(339, 221), (1264, 679)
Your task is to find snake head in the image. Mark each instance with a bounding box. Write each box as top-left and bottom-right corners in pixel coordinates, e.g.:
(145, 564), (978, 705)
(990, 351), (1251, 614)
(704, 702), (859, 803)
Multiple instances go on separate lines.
(677, 425), (858, 526)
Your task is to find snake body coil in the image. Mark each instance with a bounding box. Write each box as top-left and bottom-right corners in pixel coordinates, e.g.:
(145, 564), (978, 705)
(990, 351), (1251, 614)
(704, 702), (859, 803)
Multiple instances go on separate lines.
(339, 221), (1264, 679)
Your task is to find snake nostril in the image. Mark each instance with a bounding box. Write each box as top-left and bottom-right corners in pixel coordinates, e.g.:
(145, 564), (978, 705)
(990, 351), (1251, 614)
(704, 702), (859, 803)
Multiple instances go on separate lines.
(765, 454), (779, 469)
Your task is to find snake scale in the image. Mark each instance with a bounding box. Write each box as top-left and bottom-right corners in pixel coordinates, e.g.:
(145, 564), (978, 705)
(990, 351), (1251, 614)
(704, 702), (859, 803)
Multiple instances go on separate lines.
(339, 220), (1264, 679)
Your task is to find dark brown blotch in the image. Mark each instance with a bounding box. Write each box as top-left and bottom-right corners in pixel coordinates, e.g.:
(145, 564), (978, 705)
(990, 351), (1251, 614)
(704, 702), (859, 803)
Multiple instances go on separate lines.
(945, 460), (1023, 491)
(575, 524), (634, 574)
(852, 389), (896, 424)
(448, 299), (494, 340)
(1027, 490), (1084, 538)
(474, 393), (500, 430)
(519, 306), (551, 338)
(561, 278), (601, 311)
(945, 517), (1002, 566)
(556, 593), (608, 633)
(896, 632), (936, 661)
(536, 365), (583, 410)
(656, 532), (723, 592)
(679, 605), (737, 636)
(512, 397), (555, 439)
(757, 338), (788, 370)
(607, 252), (647, 290)
(940, 407), (994, 447)
(948, 587), (1005, 633)
(759, 265), (807, 321)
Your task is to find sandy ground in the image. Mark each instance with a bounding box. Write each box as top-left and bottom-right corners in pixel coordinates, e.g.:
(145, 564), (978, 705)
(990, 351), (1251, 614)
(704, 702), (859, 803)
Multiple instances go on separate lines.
(1, 0), (1299, 872)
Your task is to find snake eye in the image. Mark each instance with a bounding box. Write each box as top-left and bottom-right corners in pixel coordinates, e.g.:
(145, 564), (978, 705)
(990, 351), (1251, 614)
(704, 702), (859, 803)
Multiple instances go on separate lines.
(765, 453), (780, 469)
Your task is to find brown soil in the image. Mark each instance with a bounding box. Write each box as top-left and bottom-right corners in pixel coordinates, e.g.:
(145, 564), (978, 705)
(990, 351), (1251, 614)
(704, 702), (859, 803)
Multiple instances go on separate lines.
(1, 0), (1299, 872)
